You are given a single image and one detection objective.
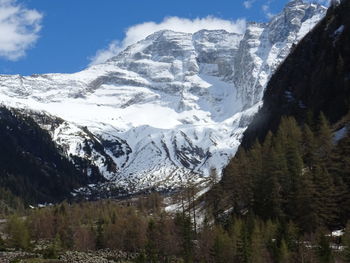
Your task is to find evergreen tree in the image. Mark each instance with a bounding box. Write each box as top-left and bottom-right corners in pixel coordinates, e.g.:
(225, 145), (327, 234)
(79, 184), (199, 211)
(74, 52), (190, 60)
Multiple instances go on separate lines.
(275, 117), (304, 219)
(253, 133), (284, 219)
(228, 218), (243, 259)
(278, 239), (291, 263)
(224, 149), (253, 214)
(43, 234), (62, 259)
(250, 223), (268, 263)
(262, 220), (278, 247)
(285, 221), (299, 253)
(254, 147), (283, 220)
(6, 214), (30, 250)
(316, 112), (333, 163)
(294, 171), (318, 232)
(276, 117), (303, 151)
(342, 221), (350, 262)
(248, 140), (263, 184)
(212, 226), (234, 263)
(272, 141), (290, 213)
(316, 230), (334, 263)
(313, 166), (338, 228)
(95, 217), (105, 250)
(236, 222), (251, 263)
(145, 220), (158, 263)
(285, 137), (304, 219)
(267, 149), (284, 219)
(329, 133), (350, 223)
(302, 124), (317, 170)
(175, 213), (194, 263)
(0, 235), (5, 251)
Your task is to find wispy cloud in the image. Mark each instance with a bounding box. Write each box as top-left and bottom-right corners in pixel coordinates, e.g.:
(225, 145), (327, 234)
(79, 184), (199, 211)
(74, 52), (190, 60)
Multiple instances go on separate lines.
(243, 0), (256, 9)
(0, 0), (43, 61)
(261, 0), (275, 19)
(89, 16), (246, 66)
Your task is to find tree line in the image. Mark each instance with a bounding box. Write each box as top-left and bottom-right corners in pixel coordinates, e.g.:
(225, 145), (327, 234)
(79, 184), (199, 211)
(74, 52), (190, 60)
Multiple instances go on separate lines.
(215, 113), (350, 233)
(1, 113), (350, 262)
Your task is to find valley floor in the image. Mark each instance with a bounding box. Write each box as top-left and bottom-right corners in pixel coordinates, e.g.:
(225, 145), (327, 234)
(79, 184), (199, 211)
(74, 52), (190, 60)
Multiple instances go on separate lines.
(0, 250), (138, 263)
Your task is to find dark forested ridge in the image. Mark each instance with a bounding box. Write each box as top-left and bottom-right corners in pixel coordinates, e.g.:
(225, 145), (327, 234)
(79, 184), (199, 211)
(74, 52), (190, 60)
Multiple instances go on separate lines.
(216, 114), (350, 229)
(200, 0), (350, 260)
(0, 107), (97, 204)
(213, 0), (350, 231)
(241, 0), (350, 149)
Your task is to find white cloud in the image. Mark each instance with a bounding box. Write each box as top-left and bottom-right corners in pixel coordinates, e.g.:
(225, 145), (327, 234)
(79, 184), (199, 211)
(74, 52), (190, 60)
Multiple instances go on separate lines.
(262, 1), (275, 19)
(0, 0), (42, 61)
(90, 40), (121, 66)
(89, 16), (246, 66)
(262, 4), (269, 11)
(243, 0), (256, 9)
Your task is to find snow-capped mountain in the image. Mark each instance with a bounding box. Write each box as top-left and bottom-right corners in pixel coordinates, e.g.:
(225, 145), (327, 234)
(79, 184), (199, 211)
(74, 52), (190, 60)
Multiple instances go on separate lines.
(0, 1), (326, 194)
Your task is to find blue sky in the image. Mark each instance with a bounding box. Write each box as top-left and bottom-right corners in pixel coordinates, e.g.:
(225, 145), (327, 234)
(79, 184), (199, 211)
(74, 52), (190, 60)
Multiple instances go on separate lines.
(0, 0), (324, 75)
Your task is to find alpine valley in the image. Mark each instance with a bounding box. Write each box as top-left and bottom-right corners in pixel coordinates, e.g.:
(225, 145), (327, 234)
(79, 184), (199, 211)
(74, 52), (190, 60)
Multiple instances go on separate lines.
(0, 0), (327, 200)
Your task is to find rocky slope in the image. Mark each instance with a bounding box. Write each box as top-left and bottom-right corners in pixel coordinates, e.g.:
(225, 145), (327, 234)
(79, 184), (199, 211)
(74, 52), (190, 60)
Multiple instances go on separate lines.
(241, 0), (349, 149)
(0, 107), (99, 203)
(0, 0), (326, 196)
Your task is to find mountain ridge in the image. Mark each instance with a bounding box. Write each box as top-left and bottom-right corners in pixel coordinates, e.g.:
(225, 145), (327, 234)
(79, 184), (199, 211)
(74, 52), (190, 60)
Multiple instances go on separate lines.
(0, 1), (327, 196)
(241, 0), (349, 149)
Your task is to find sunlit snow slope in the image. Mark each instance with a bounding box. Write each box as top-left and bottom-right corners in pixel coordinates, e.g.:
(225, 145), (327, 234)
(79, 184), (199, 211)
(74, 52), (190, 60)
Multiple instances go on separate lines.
(0, 1), (326, 193)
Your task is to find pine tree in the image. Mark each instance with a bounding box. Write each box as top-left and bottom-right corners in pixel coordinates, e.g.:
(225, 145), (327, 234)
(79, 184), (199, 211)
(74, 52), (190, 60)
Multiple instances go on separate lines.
(316, 230), (334, 263)
(305, 110), (315, 129)
(6, 214), (30, 250)
(278, 239), (291, 263)
(342, 221), (350, 262)
(329, 133), (350, 223)
(302, 124), (317, 170)
(253, 132), (285, 220)
(285, 137), (304, 219)
(313, 166), (338, 228)
(285, 221), (299, 253)
(95, 217), (105, 250)
(236, 222), (251, 263)
(228, 217), (243, 259)
(225, 149), (253, 214)
(248, 140), (263, 183)
(175, 213), (194, 263)
(294, 171), (318, 232)
(250, 223), (268, 263)
(272, 141), (290, 212)
(0, 234), (5, 251)
(212, 226), (234, 263)
(255, 147), (283, 220)
(268, 150), (284, 219)
(197, 219), (215, 262)
(43, 234), (62, 259)
(262, 220), (278, 246)
(276, 117), (303, 151)
(275, 117), (304, 219)
(316, 112), (333, 163)
(145, 220), (158, 263)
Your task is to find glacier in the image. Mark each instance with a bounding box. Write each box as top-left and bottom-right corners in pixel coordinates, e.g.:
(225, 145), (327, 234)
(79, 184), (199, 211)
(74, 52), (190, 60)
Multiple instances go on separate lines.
(0, 1), (327, 195)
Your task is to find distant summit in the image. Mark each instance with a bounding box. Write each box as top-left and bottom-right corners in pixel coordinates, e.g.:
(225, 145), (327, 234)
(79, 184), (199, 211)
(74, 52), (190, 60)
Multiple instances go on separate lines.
(0, 1), (327, 197)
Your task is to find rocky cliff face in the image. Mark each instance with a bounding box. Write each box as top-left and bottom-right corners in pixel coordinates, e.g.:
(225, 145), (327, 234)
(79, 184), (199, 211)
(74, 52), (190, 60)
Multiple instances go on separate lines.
(0, 107), (98, 203)
(234, 0), (326, 108)
(0, 1), (326, 195)
(241, 0), (350, 149)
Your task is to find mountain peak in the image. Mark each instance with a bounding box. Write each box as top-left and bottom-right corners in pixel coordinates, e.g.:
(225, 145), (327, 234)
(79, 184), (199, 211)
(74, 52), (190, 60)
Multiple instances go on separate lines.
(0, 0), (327, 194)
(284, 0), (327, 11)
(286, 0), (305, 7)
(145, 29), (189, 40)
